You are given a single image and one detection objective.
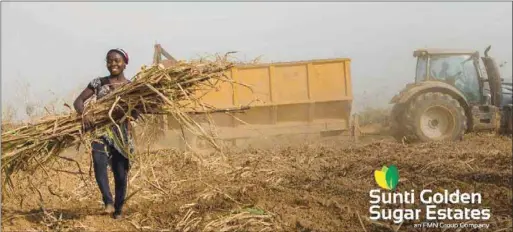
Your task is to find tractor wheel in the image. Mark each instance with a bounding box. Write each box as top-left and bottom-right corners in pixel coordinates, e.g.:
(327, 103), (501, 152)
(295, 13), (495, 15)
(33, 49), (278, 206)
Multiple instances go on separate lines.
(403, 92), (467, 142)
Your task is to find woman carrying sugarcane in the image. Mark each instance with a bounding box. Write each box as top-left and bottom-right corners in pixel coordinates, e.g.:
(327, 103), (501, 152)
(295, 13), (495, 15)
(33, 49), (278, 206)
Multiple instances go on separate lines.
(73, 48), (139, 220)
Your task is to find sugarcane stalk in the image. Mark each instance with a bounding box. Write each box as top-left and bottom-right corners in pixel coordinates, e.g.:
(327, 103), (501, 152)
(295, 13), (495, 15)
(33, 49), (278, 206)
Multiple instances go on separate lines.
(1, 55), (252, 187)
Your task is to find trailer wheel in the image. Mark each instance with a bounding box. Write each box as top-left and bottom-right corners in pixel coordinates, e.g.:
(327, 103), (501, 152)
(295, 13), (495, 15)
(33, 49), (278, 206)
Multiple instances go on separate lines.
(403, 92), (467, 142)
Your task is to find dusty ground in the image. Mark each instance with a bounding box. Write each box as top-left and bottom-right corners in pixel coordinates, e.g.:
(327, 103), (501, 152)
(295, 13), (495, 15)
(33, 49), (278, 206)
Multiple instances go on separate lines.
(1, 131), (512, 232)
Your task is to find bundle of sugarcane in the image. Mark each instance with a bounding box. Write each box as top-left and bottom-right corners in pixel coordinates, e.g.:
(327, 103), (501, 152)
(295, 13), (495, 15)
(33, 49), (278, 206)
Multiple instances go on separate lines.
(1, 54), (243, 187)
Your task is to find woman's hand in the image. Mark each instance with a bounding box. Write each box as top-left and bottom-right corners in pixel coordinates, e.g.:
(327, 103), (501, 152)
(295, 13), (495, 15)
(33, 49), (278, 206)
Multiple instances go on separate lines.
(74, 87), (95, 132)
(82, 114), (94, 132)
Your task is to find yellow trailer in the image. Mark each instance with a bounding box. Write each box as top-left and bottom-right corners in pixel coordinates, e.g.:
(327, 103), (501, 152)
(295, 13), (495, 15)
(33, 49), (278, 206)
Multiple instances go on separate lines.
(152, 45), (353, 150)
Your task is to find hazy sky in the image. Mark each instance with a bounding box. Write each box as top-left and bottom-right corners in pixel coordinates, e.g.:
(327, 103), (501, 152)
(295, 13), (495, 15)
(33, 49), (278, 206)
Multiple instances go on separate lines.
(1, 2), (512, 120)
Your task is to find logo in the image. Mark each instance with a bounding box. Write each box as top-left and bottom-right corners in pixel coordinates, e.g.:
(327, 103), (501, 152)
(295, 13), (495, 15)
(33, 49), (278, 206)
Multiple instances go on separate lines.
(374, 165), (399, 191)
(369, 164), (491, 228)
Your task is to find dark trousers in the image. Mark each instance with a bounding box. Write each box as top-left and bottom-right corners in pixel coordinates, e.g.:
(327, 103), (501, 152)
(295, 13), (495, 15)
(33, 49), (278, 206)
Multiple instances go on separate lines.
(91, 141), (130, 214)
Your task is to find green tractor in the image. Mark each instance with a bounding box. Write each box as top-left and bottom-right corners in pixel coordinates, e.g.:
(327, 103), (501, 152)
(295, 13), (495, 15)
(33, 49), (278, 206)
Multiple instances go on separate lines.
(390, 46), (512, 142)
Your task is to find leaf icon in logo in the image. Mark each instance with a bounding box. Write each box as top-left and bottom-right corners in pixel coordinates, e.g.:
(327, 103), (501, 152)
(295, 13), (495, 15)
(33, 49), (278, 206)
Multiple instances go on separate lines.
(374, 166), (390, 190)
(385, 165), (399, 191)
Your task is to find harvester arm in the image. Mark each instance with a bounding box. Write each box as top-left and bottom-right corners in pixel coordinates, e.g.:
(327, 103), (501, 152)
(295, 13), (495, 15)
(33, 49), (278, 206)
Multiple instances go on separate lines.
(153, 44), (178, 65)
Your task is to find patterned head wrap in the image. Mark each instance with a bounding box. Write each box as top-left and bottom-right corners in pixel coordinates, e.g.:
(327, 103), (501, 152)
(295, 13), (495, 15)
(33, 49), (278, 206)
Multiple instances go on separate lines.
(107, 48), (129, 64)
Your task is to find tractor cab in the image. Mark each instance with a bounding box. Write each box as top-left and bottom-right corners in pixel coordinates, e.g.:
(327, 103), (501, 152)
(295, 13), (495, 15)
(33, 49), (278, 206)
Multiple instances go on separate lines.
(413, 49), (484, 104)
(413, 47), (510, 108)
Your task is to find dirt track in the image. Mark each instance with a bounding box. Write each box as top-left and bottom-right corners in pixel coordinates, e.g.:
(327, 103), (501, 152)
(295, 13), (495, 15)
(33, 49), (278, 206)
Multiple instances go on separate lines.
(1, 132), (512, 232)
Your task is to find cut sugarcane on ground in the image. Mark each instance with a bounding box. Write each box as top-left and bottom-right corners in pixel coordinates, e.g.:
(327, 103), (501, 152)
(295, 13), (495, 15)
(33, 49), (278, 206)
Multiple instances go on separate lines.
(1, 131), (511, 232)
(1, 54), (251, 189)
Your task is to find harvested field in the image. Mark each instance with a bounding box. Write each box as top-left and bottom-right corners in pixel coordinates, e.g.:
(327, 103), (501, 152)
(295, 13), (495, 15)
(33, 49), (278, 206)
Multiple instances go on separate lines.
(1, 131), (511, 232)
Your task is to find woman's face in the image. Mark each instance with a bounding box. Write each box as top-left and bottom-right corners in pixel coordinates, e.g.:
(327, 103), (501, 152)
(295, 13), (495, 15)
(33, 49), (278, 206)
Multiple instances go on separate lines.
(106, 52), (126, 76)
